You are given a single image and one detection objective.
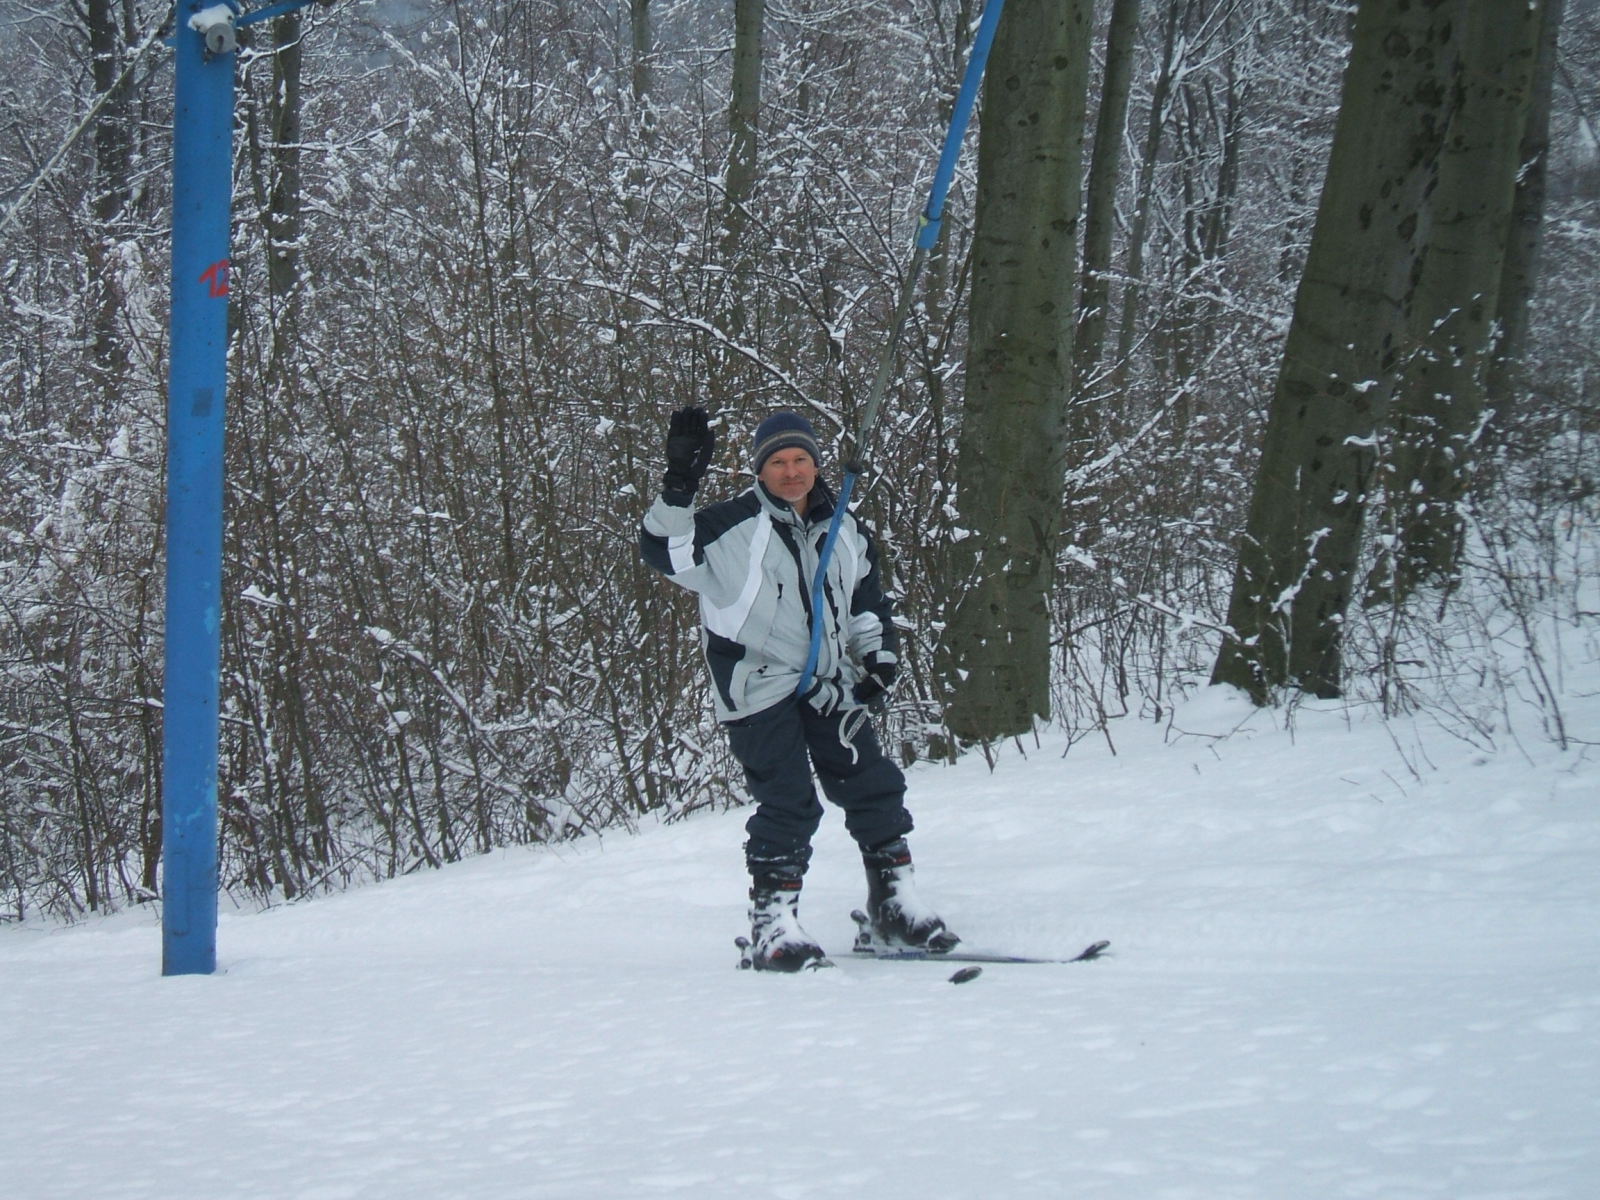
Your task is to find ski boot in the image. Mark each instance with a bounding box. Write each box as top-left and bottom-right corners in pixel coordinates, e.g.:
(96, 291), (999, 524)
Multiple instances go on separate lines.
(852, 837), (961, 955)
(737, 866), (830, 972)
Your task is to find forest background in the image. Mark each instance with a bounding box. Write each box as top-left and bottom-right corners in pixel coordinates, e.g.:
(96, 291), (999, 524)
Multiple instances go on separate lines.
(1, 0), (1595, 921)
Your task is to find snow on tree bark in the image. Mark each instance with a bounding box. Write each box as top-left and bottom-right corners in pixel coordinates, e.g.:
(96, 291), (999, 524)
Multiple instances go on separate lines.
(1212, 0), (1466, 702)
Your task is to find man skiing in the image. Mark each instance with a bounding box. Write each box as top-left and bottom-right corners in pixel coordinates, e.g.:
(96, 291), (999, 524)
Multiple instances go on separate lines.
(639, 406), (959, 971)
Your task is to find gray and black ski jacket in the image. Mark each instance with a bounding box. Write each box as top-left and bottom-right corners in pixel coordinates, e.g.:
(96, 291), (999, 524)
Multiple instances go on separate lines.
(640, 480), (898, 723)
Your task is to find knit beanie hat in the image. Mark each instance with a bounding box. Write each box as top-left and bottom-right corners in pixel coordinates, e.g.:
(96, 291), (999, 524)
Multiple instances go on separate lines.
(750, 412), (821, 474)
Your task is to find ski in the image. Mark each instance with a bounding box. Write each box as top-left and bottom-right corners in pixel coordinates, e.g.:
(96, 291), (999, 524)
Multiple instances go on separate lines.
(850, 940), (1109, 965)
(849, 906), (1108, 963)
(737, 923), (1109, 970)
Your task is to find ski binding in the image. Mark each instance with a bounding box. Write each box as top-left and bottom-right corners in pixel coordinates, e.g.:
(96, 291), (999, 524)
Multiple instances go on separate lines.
(735, 935), (834, 972)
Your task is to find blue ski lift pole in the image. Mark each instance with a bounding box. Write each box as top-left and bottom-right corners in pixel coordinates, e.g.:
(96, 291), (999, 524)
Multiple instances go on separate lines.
(162, 0), (326, 976)
(796, 0), (1007, 697)
(162, 0), (242, 977)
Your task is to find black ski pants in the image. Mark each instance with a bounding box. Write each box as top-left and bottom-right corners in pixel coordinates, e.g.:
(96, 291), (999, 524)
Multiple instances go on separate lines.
(727, 694), (913, 874)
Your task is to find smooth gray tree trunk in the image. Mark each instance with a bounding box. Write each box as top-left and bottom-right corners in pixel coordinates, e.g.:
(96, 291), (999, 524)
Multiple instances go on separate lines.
(724, 0), (764, 258)
(267, 11), (305, 360)
(1072, 0), (1142, 425)
(940, 0), (1092, 743)
(1485, 0), (1566, 447)
(1107, 0), (1182, 399)
(1212, 0), (1464, 702)
(1382, 1), (1542, 599)
(624, 0), (656, 227)
(86, 0), (134, 394)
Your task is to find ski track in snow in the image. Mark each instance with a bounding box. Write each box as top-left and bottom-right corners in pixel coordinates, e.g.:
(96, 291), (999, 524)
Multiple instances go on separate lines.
(3, 689), (1597, 1200)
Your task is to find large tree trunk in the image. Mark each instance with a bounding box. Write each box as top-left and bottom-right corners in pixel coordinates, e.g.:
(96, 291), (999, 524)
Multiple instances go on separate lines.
(623, 0), (655, 229)
(630, 0), (655, 134)
(1484, 0), (1566, 447)
(85, 0), (134, 395)
(266, 10), (305, 363)
(720, 0), (764, 345)
(1107, 0), (1183, 399)
(1211, 0), (1464, 703)
(1072, 0), (1142, 425)
(939, 0), (1092, 744)
(723, 0), (763, 257)
(1381, 1), (1543, 599)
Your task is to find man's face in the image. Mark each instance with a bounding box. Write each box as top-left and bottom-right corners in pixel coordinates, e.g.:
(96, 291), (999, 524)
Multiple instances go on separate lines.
(758, 447), (817, 507)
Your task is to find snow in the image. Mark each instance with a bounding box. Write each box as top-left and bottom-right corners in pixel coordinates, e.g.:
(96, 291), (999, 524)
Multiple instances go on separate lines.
(4, 688), (1597, 1200)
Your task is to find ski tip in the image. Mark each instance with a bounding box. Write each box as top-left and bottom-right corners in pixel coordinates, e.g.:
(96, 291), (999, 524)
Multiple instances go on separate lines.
(1072, 939), (1111, 962)
(949, 966), (983, 985)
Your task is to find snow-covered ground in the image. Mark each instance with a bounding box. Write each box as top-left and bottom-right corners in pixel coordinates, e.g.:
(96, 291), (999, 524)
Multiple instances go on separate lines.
(4, 687), (1597, 1200)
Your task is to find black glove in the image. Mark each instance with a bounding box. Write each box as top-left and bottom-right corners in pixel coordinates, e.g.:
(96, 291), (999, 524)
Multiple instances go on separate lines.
(663, 405), (715, 496)
(853, 651), (898, 709)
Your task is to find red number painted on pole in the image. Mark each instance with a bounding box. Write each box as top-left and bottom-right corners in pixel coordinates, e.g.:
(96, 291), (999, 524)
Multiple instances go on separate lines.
(199, 259), (230, 298)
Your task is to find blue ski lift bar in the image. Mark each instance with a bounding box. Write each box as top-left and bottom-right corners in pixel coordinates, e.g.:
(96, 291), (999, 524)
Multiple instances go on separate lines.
(797, 0), (1008, 698)
(916, 0), (1007, 251)
(238, 0), (327, 26)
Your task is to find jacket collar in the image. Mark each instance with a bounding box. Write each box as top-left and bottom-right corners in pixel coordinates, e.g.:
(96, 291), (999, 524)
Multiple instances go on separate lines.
(755, 479), (836, 527)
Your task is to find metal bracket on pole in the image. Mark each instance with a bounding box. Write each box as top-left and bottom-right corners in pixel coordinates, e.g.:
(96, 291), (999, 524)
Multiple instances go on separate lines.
(188, 3), (241, 55)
